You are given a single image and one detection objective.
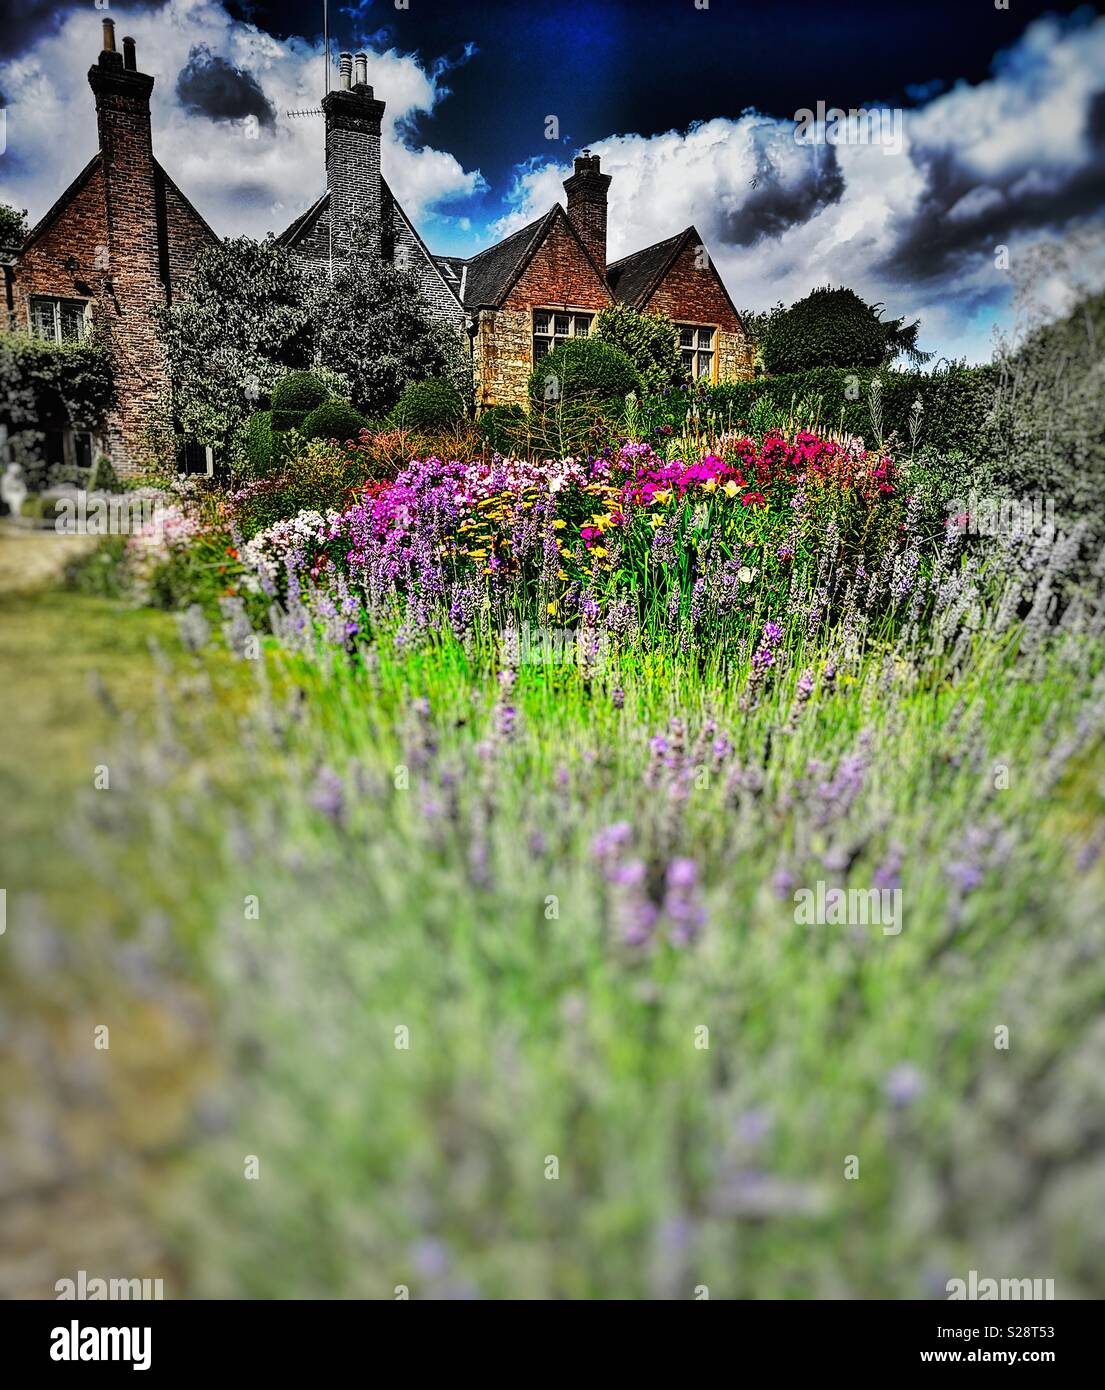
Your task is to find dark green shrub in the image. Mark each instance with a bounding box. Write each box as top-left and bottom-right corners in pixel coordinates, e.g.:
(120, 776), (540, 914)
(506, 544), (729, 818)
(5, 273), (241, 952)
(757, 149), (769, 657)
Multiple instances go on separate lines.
(388, 378), (465, 431)
(303, 398), (366, 443)
(527, 338), (640, 414)
(593, 305), (686, 394)
(477, 404), (526, 454)
(271, 371), (330, 415)
(243, 410), (273, 477)
(763, 287), (886, 375)
(645, 365), (998, 457)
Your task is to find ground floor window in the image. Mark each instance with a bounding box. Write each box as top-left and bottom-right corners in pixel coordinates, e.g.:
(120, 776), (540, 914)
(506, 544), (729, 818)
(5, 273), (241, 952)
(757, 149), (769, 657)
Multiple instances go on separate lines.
(177, 440), (214, 476)
(533, 309), (593, 363)
(677, 323), (716, 381)
(29, 297), (91, 344)
(37, 427), (97, 472)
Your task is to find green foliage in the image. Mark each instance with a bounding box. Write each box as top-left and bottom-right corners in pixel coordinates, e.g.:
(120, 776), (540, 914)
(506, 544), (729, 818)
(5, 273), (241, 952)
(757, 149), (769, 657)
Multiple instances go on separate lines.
(229, 438), (364, 537)
(302, 398), (367, 444)
(271, 371), (330, 417)
(987, 288), (1105, 533)
(154, 236), (313, 464)
(0, 202), (28, 250)
(476, 403), (526, 454)
(241, 410), (274, 479)
(640, 364), (998, 459)
(763, 286), (887, 374)
(388, 378), (465, 431)
(309, 225), (468, 420)
(0, 331), (115, 488)
(593, 304), (686, 394)
(88, 453), (123, 494)
(527, 337), (641, 417)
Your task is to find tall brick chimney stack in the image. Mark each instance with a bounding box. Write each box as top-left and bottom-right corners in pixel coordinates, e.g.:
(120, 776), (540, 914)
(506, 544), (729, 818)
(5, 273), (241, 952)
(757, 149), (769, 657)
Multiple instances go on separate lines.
(87, 24), (167, 468)
(563, 151), (612, 274)
(321, 50), (386, 259)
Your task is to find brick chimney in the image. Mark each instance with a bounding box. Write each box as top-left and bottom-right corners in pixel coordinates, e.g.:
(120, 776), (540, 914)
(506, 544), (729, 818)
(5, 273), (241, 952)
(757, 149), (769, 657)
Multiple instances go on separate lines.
(563, 151), (612, 273)
(87, 22), (167, 467)
(321, 50), (386, 259)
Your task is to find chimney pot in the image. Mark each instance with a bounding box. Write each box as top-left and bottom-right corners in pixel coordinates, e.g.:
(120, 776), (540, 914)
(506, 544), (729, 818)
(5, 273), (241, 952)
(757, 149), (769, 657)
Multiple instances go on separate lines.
(339, 52), (352, 91)
(101, 18), (116, 53)
(122, 37), (137, 71)
(354, 52), (368, 88)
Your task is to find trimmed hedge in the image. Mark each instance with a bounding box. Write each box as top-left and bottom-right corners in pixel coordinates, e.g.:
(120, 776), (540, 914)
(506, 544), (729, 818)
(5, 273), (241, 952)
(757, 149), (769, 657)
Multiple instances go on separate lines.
(683, 365), (998, 457)
(763, 286), (886, 375)
(303, 398), (366, 443)
(243, 410), (273, 478)
(388, 378), (465, 431)
(527, 338), (640, 411)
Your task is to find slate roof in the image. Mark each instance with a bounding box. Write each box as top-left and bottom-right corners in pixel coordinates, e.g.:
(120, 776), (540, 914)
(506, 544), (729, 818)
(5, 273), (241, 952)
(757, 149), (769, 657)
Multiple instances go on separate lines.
(606, 228), (694, 309)
(275, 191), (329, 250)
(455, 208), (558, 309)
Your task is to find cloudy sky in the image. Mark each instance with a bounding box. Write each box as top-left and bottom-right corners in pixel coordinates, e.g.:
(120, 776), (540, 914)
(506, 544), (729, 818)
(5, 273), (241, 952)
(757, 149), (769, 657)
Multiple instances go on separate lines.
(1, 0), (1103, 361)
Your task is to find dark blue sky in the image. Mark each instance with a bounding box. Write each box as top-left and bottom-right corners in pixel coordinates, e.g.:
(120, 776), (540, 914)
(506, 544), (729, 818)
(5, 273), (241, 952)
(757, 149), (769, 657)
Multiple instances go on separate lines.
(230, 0), (1091, 199)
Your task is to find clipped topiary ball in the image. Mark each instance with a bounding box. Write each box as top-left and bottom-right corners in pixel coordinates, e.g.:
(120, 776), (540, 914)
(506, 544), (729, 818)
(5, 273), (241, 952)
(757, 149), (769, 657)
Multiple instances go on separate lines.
(388, 379), (466, 431)
(302, 398), (367, 444)
(763, 287), (886, 375)
(270, 371), (331, 430)
(527, 337), (640, 411)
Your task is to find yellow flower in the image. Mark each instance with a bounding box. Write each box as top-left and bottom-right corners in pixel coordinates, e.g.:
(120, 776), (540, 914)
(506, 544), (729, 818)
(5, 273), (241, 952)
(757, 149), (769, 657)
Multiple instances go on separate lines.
(703, 477), (717, 493)
(552, 519), (566, 530)
(557, 570), (569, 580)
(649, 514), (664, 529)
(547, 601), (558, 615)
(653, 489), (672, 505)
(724, 480), (740, 497)
(592, 545), (607, 558)
(467, 549), (488, 559)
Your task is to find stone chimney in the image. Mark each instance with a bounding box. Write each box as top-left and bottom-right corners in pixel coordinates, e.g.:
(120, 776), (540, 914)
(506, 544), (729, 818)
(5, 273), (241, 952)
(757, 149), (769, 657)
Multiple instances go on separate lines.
(321, 51), (386, 259)
(563, 151), (612, 273)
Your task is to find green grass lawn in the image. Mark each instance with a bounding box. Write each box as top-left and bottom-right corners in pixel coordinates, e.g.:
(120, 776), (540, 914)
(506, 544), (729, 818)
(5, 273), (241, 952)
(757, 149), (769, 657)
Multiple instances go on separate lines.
(4, 563), (1104, 1299)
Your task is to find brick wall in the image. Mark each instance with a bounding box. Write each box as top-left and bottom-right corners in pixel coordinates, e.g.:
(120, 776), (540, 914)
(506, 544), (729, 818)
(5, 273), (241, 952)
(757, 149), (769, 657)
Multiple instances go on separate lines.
(644, 238), (752, 383)
(12, 49), (216, 475)
(474, 214), (613, 406)
(384, 188), (465, 332)
(322, 87), (385, 260)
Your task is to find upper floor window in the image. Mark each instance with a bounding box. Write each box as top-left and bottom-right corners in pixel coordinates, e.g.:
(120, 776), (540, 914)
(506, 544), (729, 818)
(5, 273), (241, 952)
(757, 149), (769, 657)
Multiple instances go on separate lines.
(30, 297), (90, 344)
(677, 323), (716, 381)
(533, 309), (592, 363)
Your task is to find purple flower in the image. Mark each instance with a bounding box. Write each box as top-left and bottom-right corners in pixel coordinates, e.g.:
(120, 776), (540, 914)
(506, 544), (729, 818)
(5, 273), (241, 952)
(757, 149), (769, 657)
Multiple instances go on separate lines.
(309, 765), (345, 826)
(883, 1063), (925, 1109)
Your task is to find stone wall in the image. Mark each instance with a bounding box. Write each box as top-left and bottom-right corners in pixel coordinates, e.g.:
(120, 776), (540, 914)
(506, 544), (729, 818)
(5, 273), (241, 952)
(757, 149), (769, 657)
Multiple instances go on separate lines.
(473, 307), (530, 409)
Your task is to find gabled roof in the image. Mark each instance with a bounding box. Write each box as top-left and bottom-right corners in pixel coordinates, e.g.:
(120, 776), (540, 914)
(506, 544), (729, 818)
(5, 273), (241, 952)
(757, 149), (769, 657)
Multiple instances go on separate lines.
(275, 182), (463, 308)
(276, 191), (329, 250)
(457, 207), (557, 309)
(153, 161), (220, 246)
(606, 227), (695, 309)
(18, 152), (219, 257)
(21, 153), (102, 251)
(381, 178), (462, 306)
